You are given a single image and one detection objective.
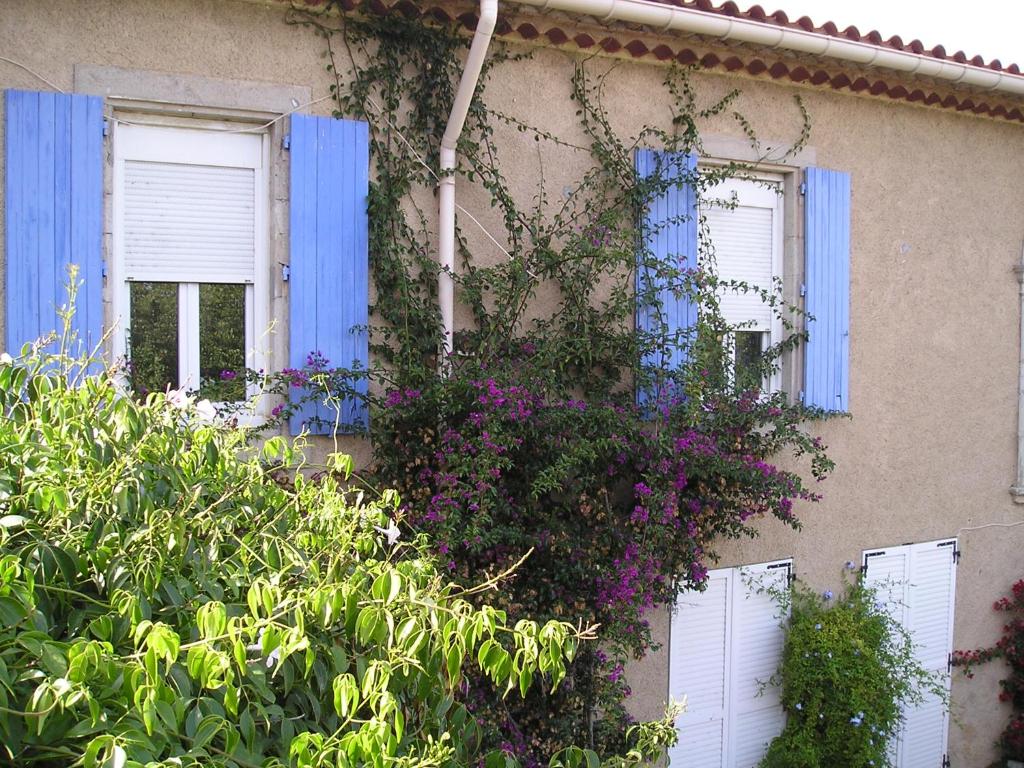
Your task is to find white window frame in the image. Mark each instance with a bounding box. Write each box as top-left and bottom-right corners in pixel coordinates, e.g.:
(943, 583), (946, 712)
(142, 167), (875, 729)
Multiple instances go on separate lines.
(110, 121), (270, 405)
(669, 557), (792, 767)
(700, 173), (785, 394)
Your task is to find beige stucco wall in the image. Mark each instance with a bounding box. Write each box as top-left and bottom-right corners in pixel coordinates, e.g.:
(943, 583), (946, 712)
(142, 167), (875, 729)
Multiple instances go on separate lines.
(3, 1), (1024, 765)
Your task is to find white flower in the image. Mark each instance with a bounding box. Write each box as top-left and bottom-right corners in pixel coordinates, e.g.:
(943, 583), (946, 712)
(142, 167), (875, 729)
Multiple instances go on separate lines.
(195, 399), (217, 421)
(374, 520), (402, 547)
(265, 647), (281, 669)
(0, 353), (12, 365)
(167, 388), (189, 409)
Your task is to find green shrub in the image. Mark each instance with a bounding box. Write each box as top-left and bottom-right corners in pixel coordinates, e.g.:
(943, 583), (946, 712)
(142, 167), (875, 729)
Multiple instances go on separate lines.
(0, 349), (660, 768)
(761, 573), (942, 768)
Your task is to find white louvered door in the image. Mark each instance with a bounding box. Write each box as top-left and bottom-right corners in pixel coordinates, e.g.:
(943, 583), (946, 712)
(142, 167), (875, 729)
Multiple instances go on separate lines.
(901, 541), (957, 768)
(670, 560), (791, 768)
(730, 562), (790, 768)
(670, 570), (731, 768)
(863, 540), (957, 768)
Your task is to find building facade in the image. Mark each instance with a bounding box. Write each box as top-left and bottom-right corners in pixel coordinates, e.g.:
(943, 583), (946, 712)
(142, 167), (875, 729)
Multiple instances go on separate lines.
(4, 0), (1024, 765)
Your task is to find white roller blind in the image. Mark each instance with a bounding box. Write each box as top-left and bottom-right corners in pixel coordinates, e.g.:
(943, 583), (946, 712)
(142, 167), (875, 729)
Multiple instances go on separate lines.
(116, 123), (262, 284)
(670, 559), (790, 768)
(862, 540), (957, 768)
(702, 179), (781, 330)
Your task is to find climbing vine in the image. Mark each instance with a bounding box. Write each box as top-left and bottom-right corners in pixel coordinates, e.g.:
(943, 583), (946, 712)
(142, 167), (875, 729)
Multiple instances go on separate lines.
(285, 4), (828, 764)
(953, 579), (1024, 763)
(760, 568), (946, 768)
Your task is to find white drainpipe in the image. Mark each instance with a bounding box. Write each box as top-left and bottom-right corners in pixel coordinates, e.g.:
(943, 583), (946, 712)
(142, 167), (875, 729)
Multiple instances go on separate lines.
(438, 0), (1024, 370)
(1012, 246), (1024, 502)
(438, 0), (498, 372)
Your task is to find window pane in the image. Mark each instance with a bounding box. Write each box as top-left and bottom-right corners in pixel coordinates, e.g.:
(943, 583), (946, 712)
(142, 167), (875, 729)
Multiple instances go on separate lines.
(734, 331), (766, 390)
(129, 282), (178, 397)
(199, 283), (246, 401)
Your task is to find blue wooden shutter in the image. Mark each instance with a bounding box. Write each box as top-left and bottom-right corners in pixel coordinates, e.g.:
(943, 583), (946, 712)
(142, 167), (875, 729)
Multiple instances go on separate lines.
(289, 113), (370, 435)
(635, 148), (698, 408)
(5, 90), (104, 359)
(803, 167), (851, 412)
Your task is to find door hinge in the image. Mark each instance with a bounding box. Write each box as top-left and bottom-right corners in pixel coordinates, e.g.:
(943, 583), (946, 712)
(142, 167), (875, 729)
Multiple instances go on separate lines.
(938, 539), (960, 564)
(281, 264), (291, 282)
(102, 119), (110, 137)
(798, 389), (805, 404)
(942, 754), (950, 767)
(862, 551), (886, 576)
(799, 282), (806, 297)
(799, 181), (807, 196)
(282, 133), (291, 150)
(947, 652), (953, 673)
(101, 261), (107, 279)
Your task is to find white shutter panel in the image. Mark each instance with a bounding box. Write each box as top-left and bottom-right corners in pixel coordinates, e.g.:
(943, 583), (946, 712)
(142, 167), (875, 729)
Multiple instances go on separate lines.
(117, 123), (262, 284)
(730, 561), (790, 768)
(670, 570), (731, 768)
(900, 541), (956, 768)
(863, 540), (956, 768)
(862, 547), (910, 625)
(863, 545), (909, 765)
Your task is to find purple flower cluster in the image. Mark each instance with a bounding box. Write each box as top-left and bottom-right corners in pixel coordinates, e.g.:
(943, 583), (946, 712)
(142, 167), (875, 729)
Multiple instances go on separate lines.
(595, 543), (663, 614)
(384, 388), (422, 408)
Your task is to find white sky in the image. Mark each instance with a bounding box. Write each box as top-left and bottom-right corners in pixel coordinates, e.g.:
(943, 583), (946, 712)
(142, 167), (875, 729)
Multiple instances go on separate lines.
(767, 0), (1023, 65)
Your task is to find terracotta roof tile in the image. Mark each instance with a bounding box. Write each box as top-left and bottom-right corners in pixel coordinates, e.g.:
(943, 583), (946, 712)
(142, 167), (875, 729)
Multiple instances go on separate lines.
(284, 0), (1024, 123)
(638, 0), (1021, 74)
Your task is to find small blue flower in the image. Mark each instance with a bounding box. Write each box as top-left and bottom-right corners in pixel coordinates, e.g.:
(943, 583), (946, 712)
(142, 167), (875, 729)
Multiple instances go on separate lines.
(815, 623), (822, 630)
(823, 590), (834, 600)
(795, 702), (803, 710)
(845, 560), (857, 570)
(873, 601), (884, 611)
(827, 651), (833, 658)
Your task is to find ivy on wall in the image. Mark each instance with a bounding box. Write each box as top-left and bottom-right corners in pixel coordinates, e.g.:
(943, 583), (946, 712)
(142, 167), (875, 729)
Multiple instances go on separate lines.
(286, 4), (829, 764)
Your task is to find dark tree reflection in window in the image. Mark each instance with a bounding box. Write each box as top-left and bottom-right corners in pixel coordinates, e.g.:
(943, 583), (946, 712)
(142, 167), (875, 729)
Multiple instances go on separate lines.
(129, 282), (178, 397)
(734, 330), (766, 391)
(199, 283), (246, 401)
